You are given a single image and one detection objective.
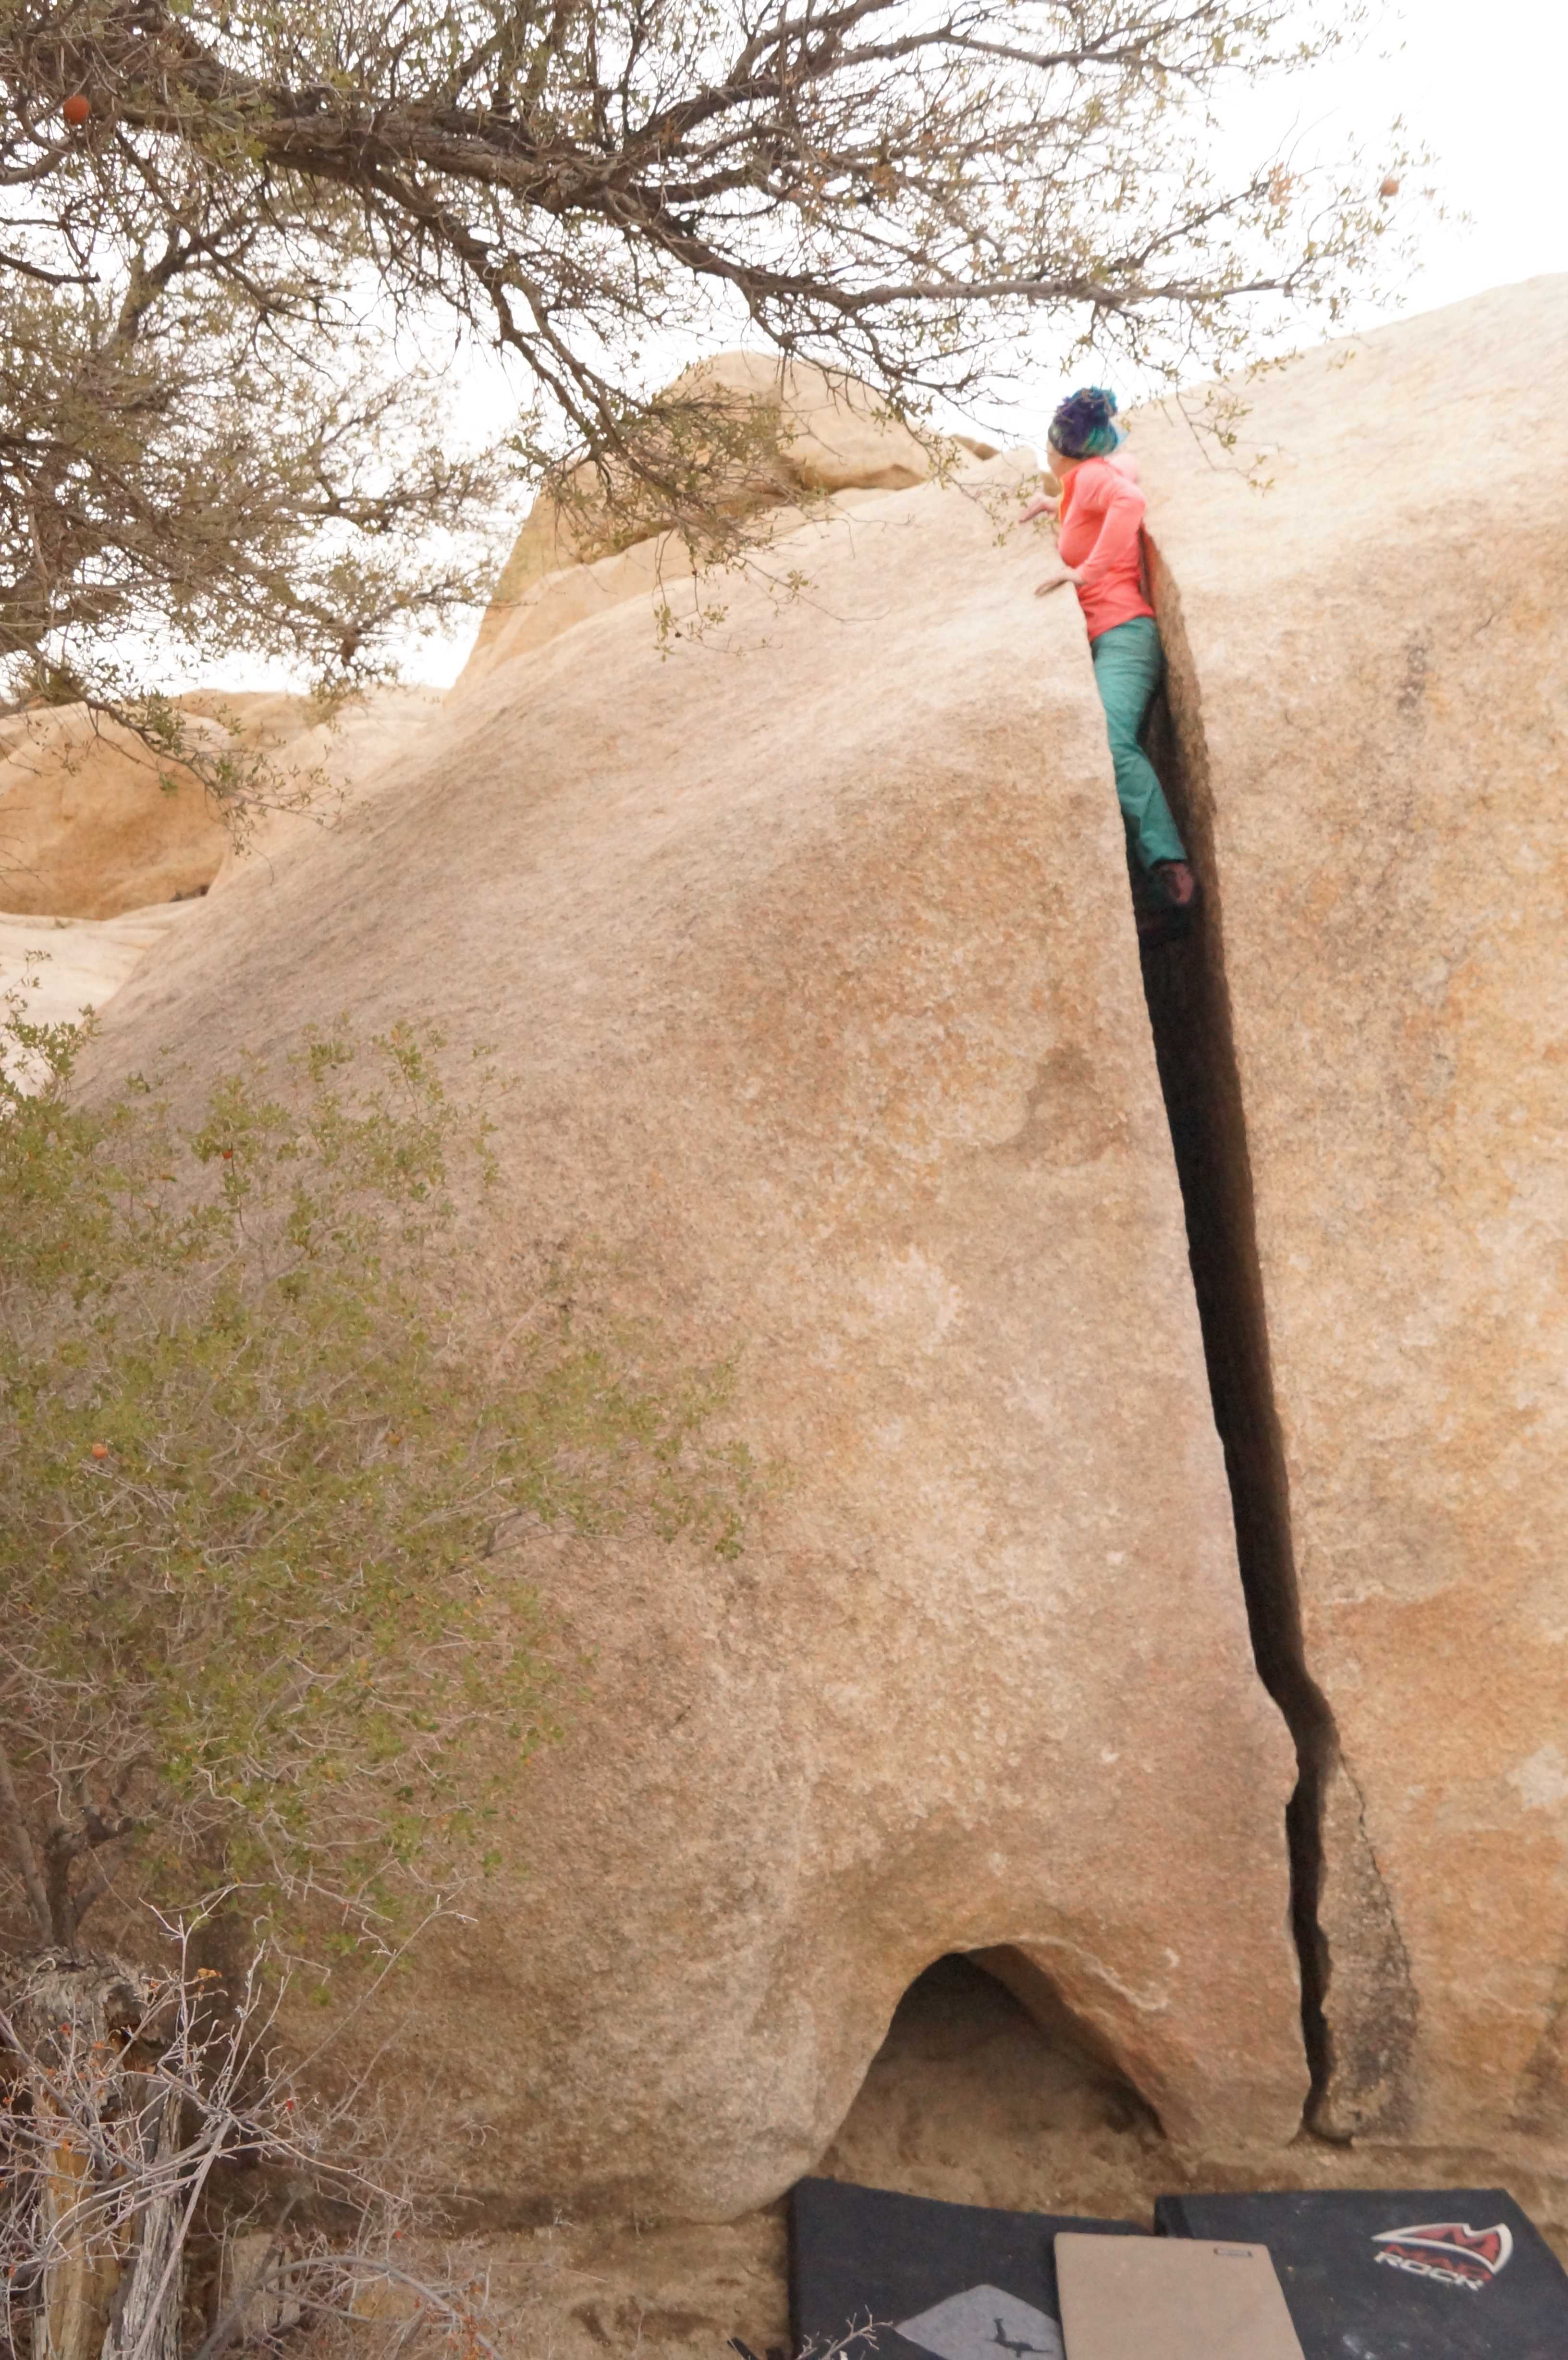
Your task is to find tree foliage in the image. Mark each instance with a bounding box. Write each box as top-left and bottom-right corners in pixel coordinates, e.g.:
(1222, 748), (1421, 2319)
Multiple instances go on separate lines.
(0, 164), (509, 811)
(0, 989), (756, 1968)
(0, 0), (1407, 744)
(0, 257), (502, 701)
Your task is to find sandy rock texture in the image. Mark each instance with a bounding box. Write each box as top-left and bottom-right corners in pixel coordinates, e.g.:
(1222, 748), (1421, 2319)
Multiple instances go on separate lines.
(93, 442), (1305, 2217)
(194, 685), (446, 884)
(1132, 275), (1568, 2152)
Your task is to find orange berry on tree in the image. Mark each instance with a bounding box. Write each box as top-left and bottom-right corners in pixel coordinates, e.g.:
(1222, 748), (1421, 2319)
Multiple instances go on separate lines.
(90, 1442), (109, 1459)
(1380, 176), (1400, 199)
(63, 94), (91, 126)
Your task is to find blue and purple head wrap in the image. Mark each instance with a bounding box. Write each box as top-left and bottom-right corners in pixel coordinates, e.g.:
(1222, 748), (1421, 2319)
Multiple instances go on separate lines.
(1048, 385), (1124, 460)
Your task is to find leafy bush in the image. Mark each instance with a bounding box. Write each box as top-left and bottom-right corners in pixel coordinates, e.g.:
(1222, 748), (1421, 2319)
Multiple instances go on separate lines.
(0, 988), (756, 1967)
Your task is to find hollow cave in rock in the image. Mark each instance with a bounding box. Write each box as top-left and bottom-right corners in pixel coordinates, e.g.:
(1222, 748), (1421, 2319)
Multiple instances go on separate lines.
(812, 1954), (1169, 2223)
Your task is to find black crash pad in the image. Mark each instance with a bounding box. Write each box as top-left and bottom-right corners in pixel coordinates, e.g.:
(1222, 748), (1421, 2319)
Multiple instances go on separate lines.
(1154, 2186), (1568, 2360)
(788, 2178), (1142, 2360)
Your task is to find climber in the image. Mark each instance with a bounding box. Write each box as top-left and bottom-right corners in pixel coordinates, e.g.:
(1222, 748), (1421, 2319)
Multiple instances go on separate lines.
(1020, 387), (1199, 942)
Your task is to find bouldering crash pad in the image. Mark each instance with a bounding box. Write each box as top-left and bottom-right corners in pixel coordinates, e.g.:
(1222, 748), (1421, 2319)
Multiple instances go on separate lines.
(1153, 2187), (1568, 2359)
(1054, 2233), (1303, 2360)
(788, 2179), (1142, 2360)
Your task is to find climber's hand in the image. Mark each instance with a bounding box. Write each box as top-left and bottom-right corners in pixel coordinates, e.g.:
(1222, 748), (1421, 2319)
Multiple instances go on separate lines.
(1035, 568), (1078, 597)
(1018, 491), (1060, 525)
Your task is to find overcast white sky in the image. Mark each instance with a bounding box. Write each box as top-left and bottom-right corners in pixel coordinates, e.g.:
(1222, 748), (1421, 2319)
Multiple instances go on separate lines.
(204, 0), (1568, 690)
(1216, 0), (1568, 320)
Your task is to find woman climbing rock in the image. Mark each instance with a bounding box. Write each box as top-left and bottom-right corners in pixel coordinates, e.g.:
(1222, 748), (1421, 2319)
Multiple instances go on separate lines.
(1020, 386), (1199, 943)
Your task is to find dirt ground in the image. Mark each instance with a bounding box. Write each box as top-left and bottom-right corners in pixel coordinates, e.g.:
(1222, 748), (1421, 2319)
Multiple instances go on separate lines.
(477, 1957), (1568, 2358)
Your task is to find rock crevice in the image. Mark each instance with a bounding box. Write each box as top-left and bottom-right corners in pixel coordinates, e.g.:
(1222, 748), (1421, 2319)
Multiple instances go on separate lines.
(1137, 539), (1416, 2135)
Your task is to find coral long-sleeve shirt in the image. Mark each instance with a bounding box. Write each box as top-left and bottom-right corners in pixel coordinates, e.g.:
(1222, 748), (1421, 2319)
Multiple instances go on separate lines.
(1056, 453), (1156, 640)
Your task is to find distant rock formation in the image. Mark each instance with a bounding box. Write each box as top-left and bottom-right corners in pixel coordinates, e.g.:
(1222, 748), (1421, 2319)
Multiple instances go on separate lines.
(0, 690), (440, 1051)
(0, 705), (231, 919)
(453, 350), (1000, 693)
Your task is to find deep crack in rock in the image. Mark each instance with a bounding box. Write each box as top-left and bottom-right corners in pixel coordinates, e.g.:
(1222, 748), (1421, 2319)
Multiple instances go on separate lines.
(1131, 540), (1418, 2137)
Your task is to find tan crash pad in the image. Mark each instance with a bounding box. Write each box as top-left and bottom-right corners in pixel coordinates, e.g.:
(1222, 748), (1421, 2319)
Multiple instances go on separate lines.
(1054, 2234), (1303, 2360)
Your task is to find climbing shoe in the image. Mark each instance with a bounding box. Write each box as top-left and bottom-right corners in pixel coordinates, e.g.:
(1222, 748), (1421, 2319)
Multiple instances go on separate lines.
(1136, 860), (1200, 945)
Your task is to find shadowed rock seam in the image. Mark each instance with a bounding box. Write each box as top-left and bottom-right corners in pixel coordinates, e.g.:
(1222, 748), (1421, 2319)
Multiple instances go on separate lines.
(1133, 538), (1419, 2136)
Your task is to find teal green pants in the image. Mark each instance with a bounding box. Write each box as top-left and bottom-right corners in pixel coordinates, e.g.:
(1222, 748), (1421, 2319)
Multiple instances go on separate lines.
(1089, 616), (1187, 873)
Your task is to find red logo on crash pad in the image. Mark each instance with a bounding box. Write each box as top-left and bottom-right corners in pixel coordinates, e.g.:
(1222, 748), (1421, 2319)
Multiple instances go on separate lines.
(1372, 2220), (1515, 2292)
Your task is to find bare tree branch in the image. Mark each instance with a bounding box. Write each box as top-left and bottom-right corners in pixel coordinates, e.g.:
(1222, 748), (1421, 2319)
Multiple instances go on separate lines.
(0, 0), (1411, 741)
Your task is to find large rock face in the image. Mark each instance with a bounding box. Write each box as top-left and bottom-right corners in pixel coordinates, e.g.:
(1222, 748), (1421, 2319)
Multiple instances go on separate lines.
(97, 440), (1305, 2214)
(1133, 275), (1568, 2151)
